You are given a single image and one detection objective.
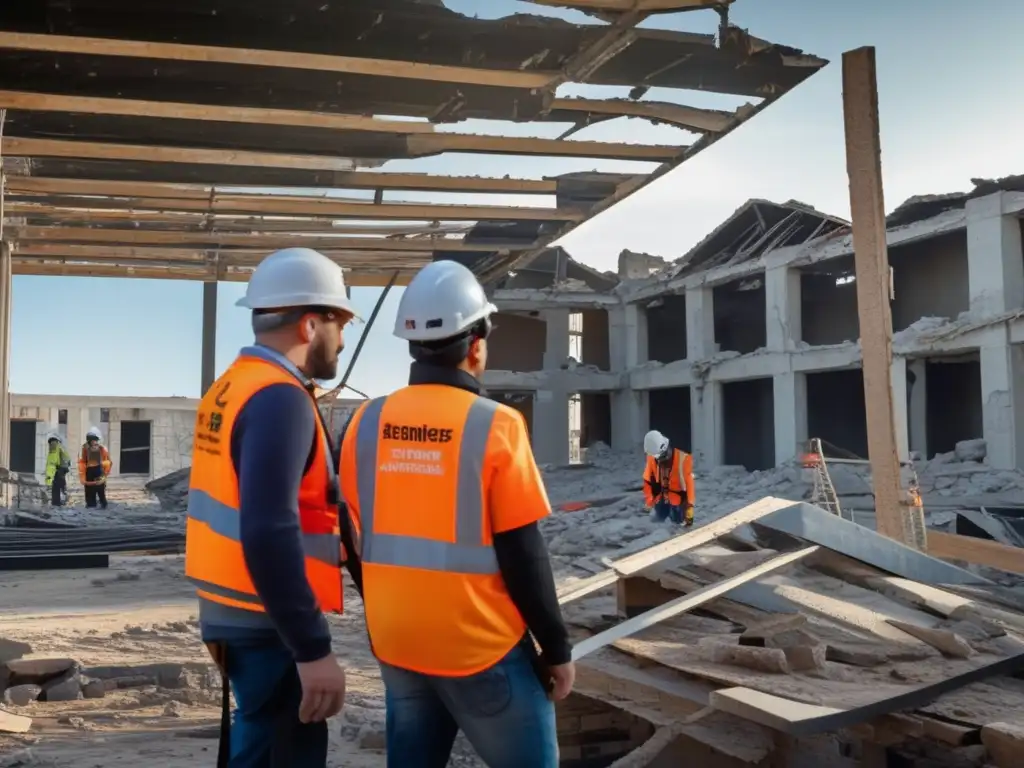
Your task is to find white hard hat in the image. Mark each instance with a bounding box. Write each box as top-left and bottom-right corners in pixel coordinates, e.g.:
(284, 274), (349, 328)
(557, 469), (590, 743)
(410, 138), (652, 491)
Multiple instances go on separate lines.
(47, 433), (62, 443)
(236, 247), (359, 317)
(86, 427), (102, 440)
(643, 430), (670, 458)
(394, 260), (497, 342)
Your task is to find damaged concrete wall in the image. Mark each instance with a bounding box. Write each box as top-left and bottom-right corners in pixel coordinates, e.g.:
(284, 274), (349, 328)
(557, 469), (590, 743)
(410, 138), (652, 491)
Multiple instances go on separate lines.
(891, 231), (970, 332)
(488, 312), (546, 371)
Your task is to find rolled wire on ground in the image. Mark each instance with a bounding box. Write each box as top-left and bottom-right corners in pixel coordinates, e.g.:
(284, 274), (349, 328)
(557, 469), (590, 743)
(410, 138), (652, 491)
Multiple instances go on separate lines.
(0, 524), (184, 556)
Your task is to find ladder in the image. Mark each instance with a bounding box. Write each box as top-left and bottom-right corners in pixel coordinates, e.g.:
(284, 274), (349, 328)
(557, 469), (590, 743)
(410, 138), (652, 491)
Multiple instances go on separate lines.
(802, 438), (843, 519)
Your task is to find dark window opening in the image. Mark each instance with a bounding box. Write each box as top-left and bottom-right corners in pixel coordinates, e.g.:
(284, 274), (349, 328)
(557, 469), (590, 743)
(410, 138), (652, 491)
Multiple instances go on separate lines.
(120, 420), (152, 475)
(58, 409), (68, 425)
(100, 408), (110, 423)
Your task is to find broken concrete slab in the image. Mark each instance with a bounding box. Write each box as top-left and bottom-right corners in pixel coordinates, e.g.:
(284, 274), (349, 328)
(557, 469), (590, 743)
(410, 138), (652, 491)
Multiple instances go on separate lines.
(6, 657), (77, 681)
(755, 501), (990, 585)
(0, 638), (32, 665)
(885, 619), (974, 659)
(0, 707), (31, 734)
(2, 684), (41, 707)
(981, 721), (1024, 768)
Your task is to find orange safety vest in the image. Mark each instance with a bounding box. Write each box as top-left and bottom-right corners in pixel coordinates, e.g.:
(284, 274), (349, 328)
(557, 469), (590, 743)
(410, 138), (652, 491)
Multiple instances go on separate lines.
(184, 349), (343, 627)
(79, 443), (112, 484)
(643, 448), (693, 508)
(342, 385), (527, 677)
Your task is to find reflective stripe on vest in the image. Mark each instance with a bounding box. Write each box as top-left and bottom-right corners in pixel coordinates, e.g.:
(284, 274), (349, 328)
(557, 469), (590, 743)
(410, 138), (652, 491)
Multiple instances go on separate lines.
(355, 395), (501, 575)
(188, 488), (341, 571)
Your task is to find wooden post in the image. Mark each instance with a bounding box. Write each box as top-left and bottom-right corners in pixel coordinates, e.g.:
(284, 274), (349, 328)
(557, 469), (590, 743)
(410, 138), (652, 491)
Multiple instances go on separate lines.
(841, 48), (913, 546)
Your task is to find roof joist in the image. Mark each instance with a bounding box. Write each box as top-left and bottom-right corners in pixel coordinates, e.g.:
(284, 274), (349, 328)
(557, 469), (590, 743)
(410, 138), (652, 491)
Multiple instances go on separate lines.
(0, 32), (558, 90)
(3, 133), (679, 167)
(5, 196), (581, 223)
(9, 228), (530, 253)
(12, 259), (418, 287)
(4, 174), (561, 198)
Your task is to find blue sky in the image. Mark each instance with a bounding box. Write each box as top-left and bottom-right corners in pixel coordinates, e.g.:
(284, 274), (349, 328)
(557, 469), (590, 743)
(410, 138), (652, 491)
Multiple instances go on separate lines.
(10, 0), (1023, 399)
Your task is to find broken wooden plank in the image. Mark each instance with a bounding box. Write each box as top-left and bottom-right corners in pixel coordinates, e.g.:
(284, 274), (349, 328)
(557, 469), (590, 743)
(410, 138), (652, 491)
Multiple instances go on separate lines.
(708, 647), (1024, 736)
(927, 531), (1024, 576)
(0, 707), (31, 733)
(572, 546), (819, 660)
(884, 619), (974, 659)
(557, 497), (801, 605)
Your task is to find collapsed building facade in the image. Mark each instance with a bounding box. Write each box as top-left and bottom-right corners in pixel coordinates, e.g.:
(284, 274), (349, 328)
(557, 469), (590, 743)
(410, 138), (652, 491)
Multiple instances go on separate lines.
(486, 178), (1024, 471)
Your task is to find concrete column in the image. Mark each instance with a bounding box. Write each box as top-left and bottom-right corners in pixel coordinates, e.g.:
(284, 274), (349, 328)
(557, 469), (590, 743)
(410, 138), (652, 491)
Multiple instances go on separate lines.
(890, 357), (910, 462)
(0, 242), (11, 487)
(980, 332), (1024, 470)
(201, 281), (218, 395)
(967, 192), (1024, 316)
(685, 287), (715, 359)
(765, 266), (802, 351)
(691, 382), (723, 468)
(907, 359), (928, 458)
(773, 371), (808, 465)
(610, 304), (648, 452)
(533, 310), (570, 466)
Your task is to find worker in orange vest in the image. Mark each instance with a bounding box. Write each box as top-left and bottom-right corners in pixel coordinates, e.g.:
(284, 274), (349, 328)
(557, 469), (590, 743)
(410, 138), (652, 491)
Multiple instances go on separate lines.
(79, 428), (112, 509)
(339, 260), (572, 768)
(184, 248), (359, 767)
(642, 430), (695, 527)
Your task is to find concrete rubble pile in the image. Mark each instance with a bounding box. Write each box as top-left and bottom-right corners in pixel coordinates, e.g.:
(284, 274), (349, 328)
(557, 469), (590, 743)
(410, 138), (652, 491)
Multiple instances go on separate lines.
(112, 438), (1024, 561)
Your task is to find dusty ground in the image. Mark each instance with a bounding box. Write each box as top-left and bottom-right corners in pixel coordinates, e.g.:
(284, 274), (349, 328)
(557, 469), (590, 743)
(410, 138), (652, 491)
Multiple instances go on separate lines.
(0, 554), (495, 767)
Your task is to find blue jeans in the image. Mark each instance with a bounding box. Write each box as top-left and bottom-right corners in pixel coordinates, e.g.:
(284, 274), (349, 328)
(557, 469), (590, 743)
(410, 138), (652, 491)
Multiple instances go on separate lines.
(650, 501), (683, 524)
(379, 641), (558, 768)
(224, 640), (327, 767)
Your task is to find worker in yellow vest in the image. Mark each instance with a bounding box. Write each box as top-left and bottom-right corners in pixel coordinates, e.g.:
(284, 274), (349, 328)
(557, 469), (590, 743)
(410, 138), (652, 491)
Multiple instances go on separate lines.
(184, 247), (359, 767)
(339, 260), (572, 767)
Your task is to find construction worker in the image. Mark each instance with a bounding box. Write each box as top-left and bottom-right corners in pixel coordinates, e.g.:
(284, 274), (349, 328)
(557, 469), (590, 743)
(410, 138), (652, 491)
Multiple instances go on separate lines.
(339, 260), (573, 768)
(642, 430), (694, 527)
(184, 248), (358, 768)
(79, 428), (112, 509)
(45, 434), (72, 506)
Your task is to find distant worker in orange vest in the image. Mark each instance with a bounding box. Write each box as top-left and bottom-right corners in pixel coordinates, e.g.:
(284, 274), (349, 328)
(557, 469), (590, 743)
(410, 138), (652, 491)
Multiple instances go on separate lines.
(184, 247), (358, 768)
(339, 260), (572, 768)
(642, 430), (695, 527)
(79, 428), (112, 509)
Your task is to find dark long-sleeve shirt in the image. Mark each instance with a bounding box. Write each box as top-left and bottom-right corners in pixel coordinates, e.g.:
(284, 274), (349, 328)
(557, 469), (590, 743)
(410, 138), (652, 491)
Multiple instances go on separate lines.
(201, 382), (333, 663)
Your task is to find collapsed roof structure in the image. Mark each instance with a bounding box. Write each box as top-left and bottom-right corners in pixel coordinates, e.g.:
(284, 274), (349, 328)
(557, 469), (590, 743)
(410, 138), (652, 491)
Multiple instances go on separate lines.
(0, 0), (827, 286)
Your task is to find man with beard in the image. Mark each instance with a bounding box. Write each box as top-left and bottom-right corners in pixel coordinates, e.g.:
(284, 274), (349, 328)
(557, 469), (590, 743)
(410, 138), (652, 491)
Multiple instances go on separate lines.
(184, 248), (358, 767)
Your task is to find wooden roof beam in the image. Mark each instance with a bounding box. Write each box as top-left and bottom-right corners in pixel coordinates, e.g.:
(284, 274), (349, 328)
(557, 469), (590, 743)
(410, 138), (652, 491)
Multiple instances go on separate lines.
(8, 230), (530, 253)
(4, 137), (367, 172)
(6, 197), (580, 222)
(7, 223), (479, 242)
(0, 91), (434, 135)
(11, 260), (416, 286)
(551, 97), (753, 133)
(5, 129), (681, 166)
(0, 32), (558, 90)
(12, 243), (439, 263)
(5, 174), (557, 198)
